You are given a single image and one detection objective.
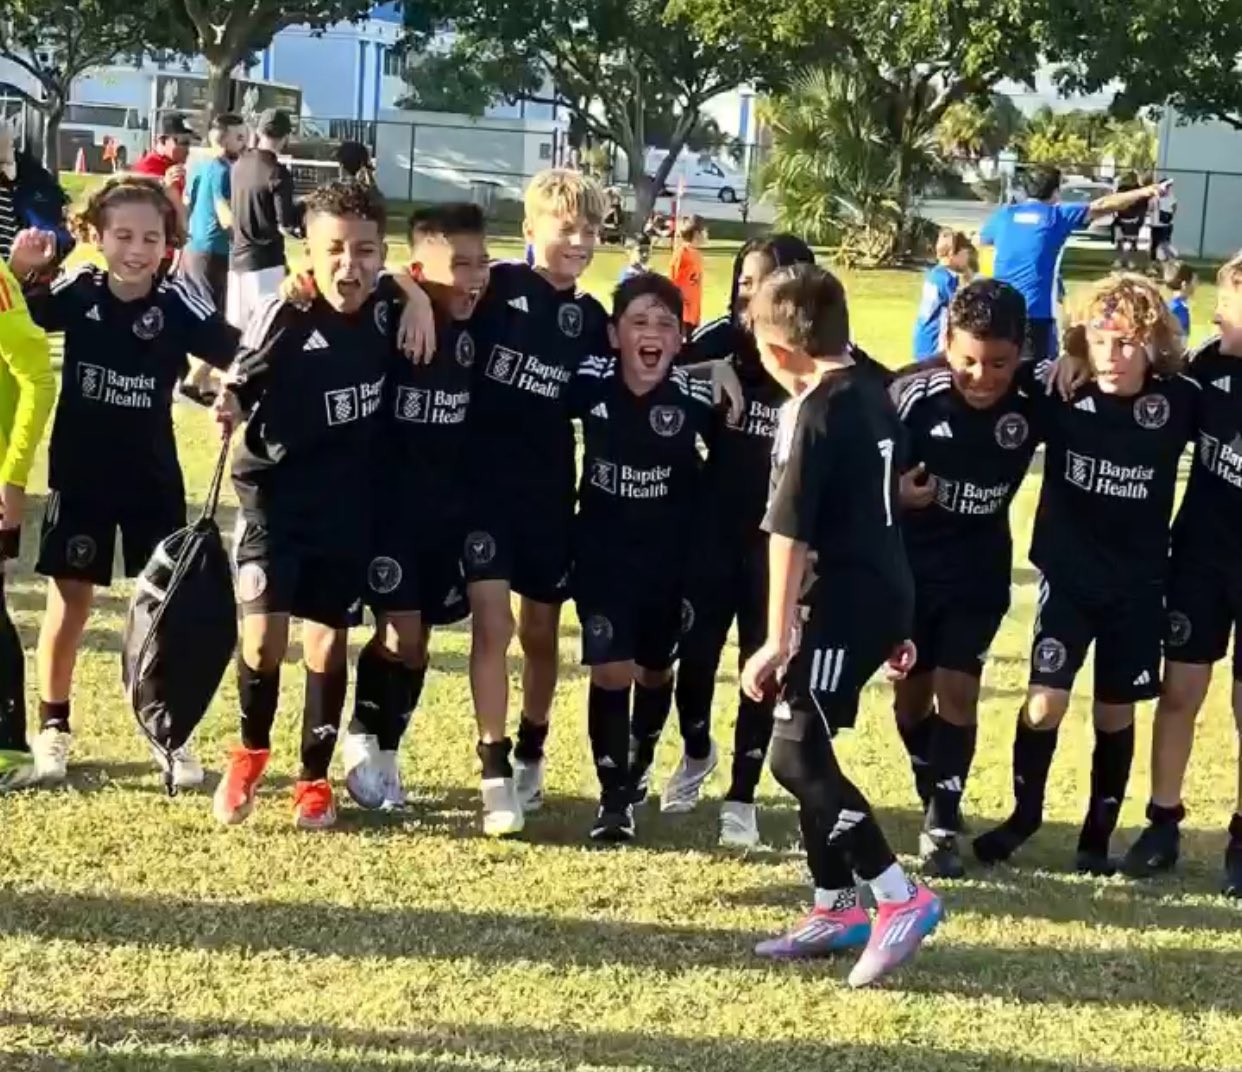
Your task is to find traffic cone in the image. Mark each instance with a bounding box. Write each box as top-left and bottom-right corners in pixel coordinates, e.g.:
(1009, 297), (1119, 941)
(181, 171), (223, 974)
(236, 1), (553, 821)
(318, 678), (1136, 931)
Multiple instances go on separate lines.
(74, 147), (87, 174)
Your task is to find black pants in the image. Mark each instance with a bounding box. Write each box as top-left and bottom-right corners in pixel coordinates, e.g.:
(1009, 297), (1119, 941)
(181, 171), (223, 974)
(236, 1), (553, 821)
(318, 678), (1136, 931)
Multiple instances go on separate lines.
(179, 250), (229, 312)
(0, 573), (27, 752)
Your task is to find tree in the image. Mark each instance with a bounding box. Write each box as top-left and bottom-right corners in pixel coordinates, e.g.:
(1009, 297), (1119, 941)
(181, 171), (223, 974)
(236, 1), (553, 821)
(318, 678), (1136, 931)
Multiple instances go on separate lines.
(0, 1), (159, 171)
(163, 1), (373, 120)
(400, 0), (767, 231)
(1017, 106), (1093, 170)
(937, 94), (1025, 160)
(1100, 118), (1157, 172)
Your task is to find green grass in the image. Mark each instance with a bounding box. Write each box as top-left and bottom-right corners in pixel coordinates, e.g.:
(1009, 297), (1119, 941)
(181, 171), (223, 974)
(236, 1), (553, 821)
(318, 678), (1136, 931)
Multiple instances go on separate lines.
(2, 248), (1241, 1072)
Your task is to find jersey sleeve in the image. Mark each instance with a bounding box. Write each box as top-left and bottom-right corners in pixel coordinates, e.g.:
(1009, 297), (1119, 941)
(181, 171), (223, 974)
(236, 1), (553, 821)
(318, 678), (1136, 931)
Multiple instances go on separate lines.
(670, 365), (718, 435)
(163, 276), (241, 369)
(979, 208), (1001, 246)
(227, 296), (290, 412)
(582, 294), (611, 359)
(23, 263), (97, 332)
(0, 264), (54, 488)
(566, 354), (616, 416)
(682, 319), (733, 364)
(763, 399), (833, 543)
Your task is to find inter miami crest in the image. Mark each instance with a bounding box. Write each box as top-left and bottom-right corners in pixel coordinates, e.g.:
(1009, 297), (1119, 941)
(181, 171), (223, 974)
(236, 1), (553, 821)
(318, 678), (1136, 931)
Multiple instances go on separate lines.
(1033, 637), (1067, 674)
(558, 302), (583, 338)
(1167, 610), (1192, 648)
(584, 614), (614, 656)
(649, 405), (685, 437)
(994, 412), (1029, 450)
(374, 300), (390, 335)
(464, 530), (497, 567)
(133, 306), (164, 341)
(237, 562), (267, 602)
(455, 329), (476, 368)
(368, 555), (403, 594)
(65, 535), (97, 569)
(1133, 393), (1170, 430)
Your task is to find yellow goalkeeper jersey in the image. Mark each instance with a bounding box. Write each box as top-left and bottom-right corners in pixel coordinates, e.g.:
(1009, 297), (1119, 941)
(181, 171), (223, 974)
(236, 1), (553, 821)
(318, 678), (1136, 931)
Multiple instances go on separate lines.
(0, 260), (53, 488)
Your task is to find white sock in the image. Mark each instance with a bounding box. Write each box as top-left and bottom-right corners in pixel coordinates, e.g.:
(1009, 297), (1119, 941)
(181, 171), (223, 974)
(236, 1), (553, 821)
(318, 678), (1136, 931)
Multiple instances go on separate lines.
(870, 863), (916, 905)
(813, 886), (858, 911)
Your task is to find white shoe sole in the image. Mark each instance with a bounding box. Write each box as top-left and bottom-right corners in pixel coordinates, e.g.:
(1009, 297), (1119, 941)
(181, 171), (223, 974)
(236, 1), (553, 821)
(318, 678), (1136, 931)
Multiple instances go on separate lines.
(483, 812), (525, 837)
(294, 811), (337, 831)
(720, 829), (760, 849)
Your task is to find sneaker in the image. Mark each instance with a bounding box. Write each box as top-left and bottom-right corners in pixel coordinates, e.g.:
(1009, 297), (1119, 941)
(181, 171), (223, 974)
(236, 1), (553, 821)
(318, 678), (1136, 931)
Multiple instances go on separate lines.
(719, 800), (760, 849)
(481, 777), (524, 837)
(919, 831), (965, 880)
(513, 755), (546, 813)
(342, 732), (385, 810)
(972, 814), (1039, 865)
(293, 779), (337, 830)
(660, 744), (718, 814)
(377, 750), (407, 811)
(31, 727), (70, 784)
(212, 746), (270, 825)
(0, 749), (38, 792)
(590, 801), (636, 843)
(149, 741), (205, 790)
(1223, 840), (1242, 898)
(1075, 850), (1116, 877)
(754, 904), (871, 959)
(847, 883), (944, 989)
(1120, 822), (1180, 879)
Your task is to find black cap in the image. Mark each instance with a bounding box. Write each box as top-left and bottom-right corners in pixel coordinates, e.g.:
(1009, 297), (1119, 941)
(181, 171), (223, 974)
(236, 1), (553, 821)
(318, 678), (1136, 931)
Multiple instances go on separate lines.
(159, 113), (198, 139)
(257, 108), (293, 138)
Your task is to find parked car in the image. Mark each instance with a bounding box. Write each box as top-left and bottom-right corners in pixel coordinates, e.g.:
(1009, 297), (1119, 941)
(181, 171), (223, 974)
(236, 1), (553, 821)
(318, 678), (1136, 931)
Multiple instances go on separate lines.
(646, 149), (746, 203)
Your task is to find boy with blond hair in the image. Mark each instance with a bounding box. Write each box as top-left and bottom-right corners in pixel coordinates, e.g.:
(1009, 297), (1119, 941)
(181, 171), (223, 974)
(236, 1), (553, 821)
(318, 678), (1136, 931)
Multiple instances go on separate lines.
(912, 229), (972, 362)
(462, 168), (611, 835)
(1123, 255), (1242, 895)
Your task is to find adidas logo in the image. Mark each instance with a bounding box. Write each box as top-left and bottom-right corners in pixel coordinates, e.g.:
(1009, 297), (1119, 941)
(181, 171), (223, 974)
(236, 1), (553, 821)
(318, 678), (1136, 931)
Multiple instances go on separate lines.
(303, 330), (330, 351)
(508, 296), (529, 313)
(1074, 397), (1096, 413)
(930, 421), (953, 438)
(746, 748), (765, 760)
(310, 725), (337, 741)
(597, 756), (617, 769)
(590, 402), (608, 419)
(443, 587), (461, 607)
(1133, 669), (1152, 687)
(85, 305), (101, 322)
(936, 776), (964, 795)
(1214, 376), (1231, 393)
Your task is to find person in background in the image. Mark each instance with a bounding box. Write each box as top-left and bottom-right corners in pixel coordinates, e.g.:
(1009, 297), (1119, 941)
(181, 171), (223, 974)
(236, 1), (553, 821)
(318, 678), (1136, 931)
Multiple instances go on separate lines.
(670, 214), (707, 338)
(1149, 182), (1179, 266)
(912, 229), (973, 361)
(1163, 261), (1196, 338)
(182, 113), (247, 311)
(0, 126), (72, 266)
(617, 235), (651, 285)
(336, 141), (376, 187)
(1113, 172), (1149, 271)
(132, 113), (197, 220)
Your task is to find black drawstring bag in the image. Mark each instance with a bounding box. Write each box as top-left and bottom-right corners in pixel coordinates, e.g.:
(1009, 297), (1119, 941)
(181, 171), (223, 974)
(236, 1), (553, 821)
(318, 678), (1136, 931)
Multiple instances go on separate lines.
(122, 442), (237, 795)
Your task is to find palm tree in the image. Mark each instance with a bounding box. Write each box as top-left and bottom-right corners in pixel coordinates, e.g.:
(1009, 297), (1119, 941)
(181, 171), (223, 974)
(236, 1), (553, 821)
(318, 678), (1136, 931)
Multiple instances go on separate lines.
(938, 95), (1024, 160)
(1101, 119), (1158, 171)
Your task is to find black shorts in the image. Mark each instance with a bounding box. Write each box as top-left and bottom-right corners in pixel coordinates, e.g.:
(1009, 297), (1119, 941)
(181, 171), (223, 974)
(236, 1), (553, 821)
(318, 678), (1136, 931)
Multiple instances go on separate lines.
(575, 568), (683, 671)
(179, 249), (229, 312)
(365, 523), (469, 626)
(1028, 571), (1163, 704)
(1165, 553), (1242, 681)
(232, 517), (363, 630)
(910, 585), (1008, 679)
(774, 605), (901, 739)
(462, 493), (572, 605)
(680, 531), (767, 664)
(36, 488), (184, 586)
(1021, 318), (1058, 363)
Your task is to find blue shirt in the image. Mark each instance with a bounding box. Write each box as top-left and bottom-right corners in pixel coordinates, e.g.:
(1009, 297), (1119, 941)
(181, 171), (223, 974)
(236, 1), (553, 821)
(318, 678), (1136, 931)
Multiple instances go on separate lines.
(618, 264), (648, 285)
(980, 200), (1090, 320)
(186, 157), (232, 256)
(912, 264), (958, 360)
(1169, 294), (1191, 335)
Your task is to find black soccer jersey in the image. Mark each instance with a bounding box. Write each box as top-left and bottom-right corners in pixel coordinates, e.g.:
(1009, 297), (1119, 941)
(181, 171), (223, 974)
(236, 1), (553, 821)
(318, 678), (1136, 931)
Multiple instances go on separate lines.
(1172, 339), (1242, 563)
(573, 356), (716, 581)
(895, 363), (1040, 598)
(764, 366), (914, 619)
(1030, 363), (1199, 588)
(27, 265), (238, 509)
(467, 261), (610, 506)
(228, 285), (393, 552)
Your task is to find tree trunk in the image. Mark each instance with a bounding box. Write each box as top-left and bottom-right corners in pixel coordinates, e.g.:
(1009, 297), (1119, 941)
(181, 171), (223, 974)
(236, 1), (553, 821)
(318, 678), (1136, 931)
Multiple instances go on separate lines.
(43, 101), (65, 175)
(631, 173), (658, 236)
(204, 55), (236, 126)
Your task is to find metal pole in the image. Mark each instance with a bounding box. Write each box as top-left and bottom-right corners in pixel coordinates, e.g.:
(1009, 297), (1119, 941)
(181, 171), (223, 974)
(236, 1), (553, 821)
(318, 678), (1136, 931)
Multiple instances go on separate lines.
(407, 122), (416, 203)
(1198, 170), (1211, 259)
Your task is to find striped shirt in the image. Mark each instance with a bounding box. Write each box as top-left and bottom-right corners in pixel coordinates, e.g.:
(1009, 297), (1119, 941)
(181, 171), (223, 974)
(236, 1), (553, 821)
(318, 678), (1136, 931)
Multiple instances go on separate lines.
(0, 180), (20, 261)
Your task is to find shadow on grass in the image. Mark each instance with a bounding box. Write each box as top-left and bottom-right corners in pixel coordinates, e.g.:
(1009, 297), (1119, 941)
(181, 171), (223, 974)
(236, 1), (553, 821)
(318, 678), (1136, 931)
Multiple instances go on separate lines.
(0, 1013), (1223, 1072)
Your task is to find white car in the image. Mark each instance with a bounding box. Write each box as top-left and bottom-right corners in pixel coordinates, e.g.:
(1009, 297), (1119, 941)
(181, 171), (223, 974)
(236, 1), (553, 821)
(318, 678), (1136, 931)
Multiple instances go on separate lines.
(1060, 180), (1119, 241)
(647, 151), (746, 203)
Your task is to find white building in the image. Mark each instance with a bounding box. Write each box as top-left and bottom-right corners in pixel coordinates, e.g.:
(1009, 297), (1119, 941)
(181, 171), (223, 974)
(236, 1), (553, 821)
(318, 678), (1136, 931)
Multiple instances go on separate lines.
(1155, 111), (1242, 260)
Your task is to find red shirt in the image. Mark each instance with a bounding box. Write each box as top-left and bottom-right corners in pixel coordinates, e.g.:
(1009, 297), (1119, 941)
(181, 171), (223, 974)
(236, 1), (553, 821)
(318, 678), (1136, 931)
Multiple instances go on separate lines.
(133, 151), (184, 197)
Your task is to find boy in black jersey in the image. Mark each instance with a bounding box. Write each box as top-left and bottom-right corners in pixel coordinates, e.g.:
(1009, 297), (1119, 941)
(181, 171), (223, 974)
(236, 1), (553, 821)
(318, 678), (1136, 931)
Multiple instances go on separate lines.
(1123, 256), (1242, 895)
(974, 274), (1198, 874)
(9, 178), (238, 788)
(460, 169), (612, 837)
(212, 182), (393, 832)
(891, 280), (1036, 878)
(341, 204), (489, 811)
(741, 264), (942, 988)
(570, 273), (734, 842)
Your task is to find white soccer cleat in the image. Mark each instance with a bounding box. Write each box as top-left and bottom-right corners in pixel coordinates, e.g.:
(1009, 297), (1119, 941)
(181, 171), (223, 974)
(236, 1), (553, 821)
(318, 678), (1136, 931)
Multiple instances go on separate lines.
(342, 732), (385, 810)
(481, 776), (524, 837)
(150, 741), (206, 789)
(660, 743), (718, 814)
(377, 750), (407, 811)
(513, 755), (546, 813)
(719, 800), (760, 849)
(32, 728), (70, 784)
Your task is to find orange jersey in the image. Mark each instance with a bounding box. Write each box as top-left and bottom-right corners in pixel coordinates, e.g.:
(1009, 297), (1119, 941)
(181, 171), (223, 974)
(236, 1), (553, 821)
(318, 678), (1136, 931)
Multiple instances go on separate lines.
(670, 244), (703, 327)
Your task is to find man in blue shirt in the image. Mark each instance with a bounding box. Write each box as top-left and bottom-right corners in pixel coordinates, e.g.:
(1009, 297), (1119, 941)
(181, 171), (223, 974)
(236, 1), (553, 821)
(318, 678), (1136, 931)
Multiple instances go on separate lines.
(979, 167), (1170, 361)
(181, 113), (247, 310)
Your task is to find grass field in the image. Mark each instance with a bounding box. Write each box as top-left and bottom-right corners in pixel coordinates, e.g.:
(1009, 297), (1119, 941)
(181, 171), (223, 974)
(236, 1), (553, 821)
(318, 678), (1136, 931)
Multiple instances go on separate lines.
(1, 243), (1241, 1072)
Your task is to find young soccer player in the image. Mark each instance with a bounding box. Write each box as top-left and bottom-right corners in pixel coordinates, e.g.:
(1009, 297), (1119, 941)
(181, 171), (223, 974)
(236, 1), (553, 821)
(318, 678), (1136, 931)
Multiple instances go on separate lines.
(669, 215), (707, 337)
(341, 203), (490, 810)
(211, 181), (394, 831)
(1163, 261), (1196, 337)
(461, 169), (611, 836)
(911, 230), (973, 362)
(1122, 255), (1242, 895)
(740, 264), (942, 987)
(974, 273), (1198, 874)
(571, 273), (730, 841)
(8, 178), (238, 787)
(891, 279), (1037, 878)
(0, 254), (54, 792)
